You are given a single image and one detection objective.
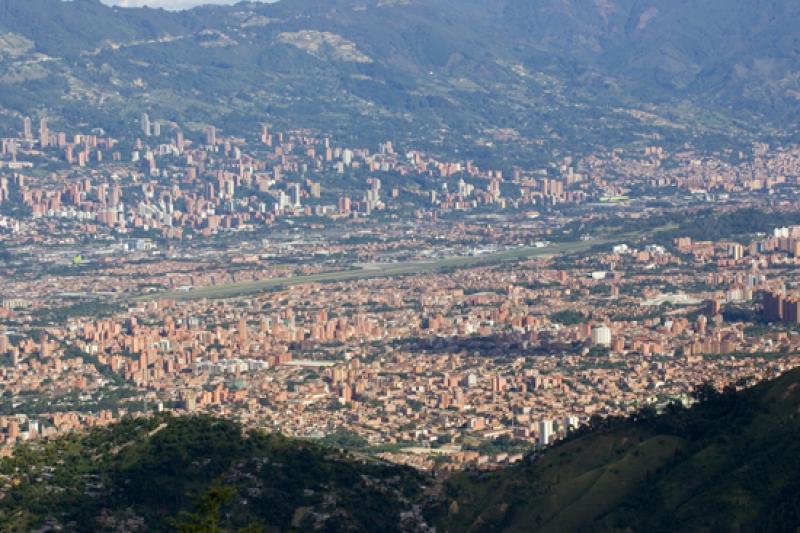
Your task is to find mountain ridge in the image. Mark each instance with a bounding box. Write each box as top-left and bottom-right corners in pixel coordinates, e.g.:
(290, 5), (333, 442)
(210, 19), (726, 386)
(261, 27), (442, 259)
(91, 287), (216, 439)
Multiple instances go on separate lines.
(0, 0), (798, 162)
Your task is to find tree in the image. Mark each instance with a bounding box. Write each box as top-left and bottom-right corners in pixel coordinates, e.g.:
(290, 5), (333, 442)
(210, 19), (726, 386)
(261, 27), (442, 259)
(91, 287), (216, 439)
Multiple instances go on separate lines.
(170, 484), (235, 533)
(691, 382), (720, 403)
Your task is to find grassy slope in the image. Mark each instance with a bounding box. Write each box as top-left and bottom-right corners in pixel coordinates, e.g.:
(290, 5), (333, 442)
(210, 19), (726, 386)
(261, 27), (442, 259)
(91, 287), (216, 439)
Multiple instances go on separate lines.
(434, 368), (800, 532)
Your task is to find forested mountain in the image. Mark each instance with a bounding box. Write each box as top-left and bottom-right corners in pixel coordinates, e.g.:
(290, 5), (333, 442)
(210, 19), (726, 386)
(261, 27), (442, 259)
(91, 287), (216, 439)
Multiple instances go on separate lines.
(0, 0), (799, 162)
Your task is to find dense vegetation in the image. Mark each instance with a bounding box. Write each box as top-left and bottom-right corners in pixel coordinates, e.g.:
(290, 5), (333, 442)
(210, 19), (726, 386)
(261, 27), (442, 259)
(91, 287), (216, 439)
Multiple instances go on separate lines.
(431, 368), (800, 532)
(658, 208), (800, 244)
(559, 207), (800, 245)
(0, 415), (426, 532)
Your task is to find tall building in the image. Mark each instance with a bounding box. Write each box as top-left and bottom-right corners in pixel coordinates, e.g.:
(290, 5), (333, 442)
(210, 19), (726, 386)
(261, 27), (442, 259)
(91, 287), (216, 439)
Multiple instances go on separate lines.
(110, 185), (122, 207)
(729, 243), (744, 260)
(206, 126), (216, 146)
(338, 196), (351, 215)
(22, 117), (32, 140)
(783, 298), (800, 324)
(539, 419), (553, 447)
(141, 113), (151, 137)
(238, 318), (248, 344)
(222, 177), (235, 198)
(591, 325), (612, 347)
(491, 375), (505, 393)
(763, 291), (784, 322)
(0, 177), (8, 205)
(39, 117), (49, 148)
(289, 183), (301, 207)
(204, 182), (216, 201)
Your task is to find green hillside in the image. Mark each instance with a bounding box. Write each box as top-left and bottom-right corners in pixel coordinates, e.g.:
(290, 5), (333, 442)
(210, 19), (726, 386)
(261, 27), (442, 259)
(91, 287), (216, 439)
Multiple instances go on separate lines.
(0, 415), (427, 532)
(431, 368), (800, 532)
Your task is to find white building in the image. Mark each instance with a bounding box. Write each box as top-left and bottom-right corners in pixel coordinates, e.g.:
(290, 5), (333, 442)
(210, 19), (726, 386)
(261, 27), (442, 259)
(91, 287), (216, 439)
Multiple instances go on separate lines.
(539, 419), (553, 447)
(591, 325), (612, 347)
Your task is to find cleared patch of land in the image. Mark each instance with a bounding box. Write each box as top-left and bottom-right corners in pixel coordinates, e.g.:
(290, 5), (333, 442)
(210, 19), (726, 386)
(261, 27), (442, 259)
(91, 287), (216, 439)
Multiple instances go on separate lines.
(143, 237), (607, 301)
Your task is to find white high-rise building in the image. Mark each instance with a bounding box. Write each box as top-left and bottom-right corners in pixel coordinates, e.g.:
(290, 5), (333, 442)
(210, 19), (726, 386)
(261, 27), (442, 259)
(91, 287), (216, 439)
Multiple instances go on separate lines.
(591, 325), (612, 347)
(539, 419), (553, 447)
(141, 113), (151, 137)
(23, 117), (32, 140)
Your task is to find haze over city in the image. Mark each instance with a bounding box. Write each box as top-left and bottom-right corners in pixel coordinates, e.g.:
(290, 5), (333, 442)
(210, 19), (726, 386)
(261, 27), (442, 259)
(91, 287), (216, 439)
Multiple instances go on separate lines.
(101, 0), (258, 9)
(1, 0), (800, 530)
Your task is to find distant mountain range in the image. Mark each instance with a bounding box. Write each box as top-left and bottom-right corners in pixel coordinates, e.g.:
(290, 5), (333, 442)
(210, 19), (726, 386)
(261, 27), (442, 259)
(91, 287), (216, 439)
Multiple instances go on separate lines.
(3, 367), (800, 531)
(1, 0), (799, 161)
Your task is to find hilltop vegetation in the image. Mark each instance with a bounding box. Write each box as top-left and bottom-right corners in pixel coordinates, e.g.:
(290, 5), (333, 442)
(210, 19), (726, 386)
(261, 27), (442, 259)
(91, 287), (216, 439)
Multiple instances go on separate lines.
(0, 415), (427, 531)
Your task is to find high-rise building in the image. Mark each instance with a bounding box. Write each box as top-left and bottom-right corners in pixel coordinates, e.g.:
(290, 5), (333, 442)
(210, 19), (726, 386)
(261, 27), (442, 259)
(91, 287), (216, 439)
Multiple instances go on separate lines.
(141, 113), (152, 137)
(591, 325), (612, 347)
(763, 291), (784, 322)
(206, 126), (216, 146)
(338, 196), (351, 215)
(238, 318), (248, 344)
(458, 178), (474, 197)
(222, 178), (235, 199)
(39, 117), (49, 148)
(783, 298), (800, 324)
(110, 185), (122, 207)
(22, 117), (32, 140)
(0, 177), (8, 205)
(204, 182), (216, 201)
(289, 183), (301, 207)
(539, 419), (553, 447)
(491, 375), (505, 393)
